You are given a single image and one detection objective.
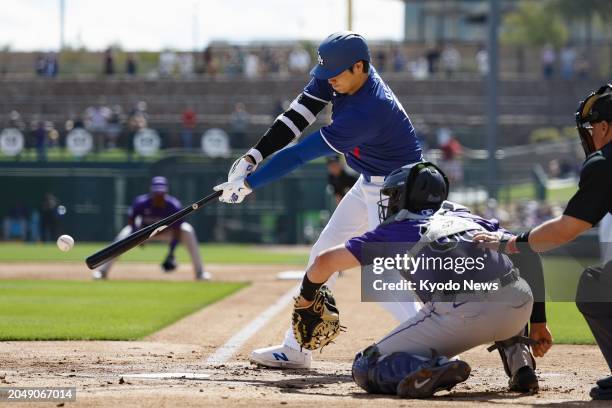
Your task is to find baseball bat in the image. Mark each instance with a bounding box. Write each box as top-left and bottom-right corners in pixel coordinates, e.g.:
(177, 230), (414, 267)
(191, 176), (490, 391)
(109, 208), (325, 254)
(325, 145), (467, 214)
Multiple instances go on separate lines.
(85, 190), (222, 270)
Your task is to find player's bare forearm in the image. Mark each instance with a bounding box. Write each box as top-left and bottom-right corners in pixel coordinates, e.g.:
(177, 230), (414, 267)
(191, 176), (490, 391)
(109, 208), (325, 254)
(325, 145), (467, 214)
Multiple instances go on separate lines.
(528, 215), (591, 252)
(306, 245), (360, 284)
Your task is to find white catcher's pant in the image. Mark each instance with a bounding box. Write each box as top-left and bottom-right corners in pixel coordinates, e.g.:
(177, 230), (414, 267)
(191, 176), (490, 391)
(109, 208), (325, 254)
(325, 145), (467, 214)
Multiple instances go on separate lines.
(98, 222), (204, 277)
(282, 175), (421, 351)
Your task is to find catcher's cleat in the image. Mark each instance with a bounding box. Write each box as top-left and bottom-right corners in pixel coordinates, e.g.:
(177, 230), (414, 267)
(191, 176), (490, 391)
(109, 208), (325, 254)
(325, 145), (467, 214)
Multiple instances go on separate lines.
(509, 366), (539, 393)
(396, 360), (471, 399)
(591, 385), (612, 400)
(250, 344), (312, 369)
(92, 270), (107, 280)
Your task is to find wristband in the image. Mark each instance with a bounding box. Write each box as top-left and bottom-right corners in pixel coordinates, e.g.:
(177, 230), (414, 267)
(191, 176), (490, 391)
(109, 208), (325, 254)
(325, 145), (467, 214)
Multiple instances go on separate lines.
(515, 230), (533, 254)
(246, 148), (263, 164)
(300, 273), (324, 302)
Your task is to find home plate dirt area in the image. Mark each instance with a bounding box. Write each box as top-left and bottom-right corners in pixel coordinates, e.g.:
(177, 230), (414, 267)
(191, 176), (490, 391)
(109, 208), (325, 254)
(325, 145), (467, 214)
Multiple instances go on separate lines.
(0, 262), (606, 407)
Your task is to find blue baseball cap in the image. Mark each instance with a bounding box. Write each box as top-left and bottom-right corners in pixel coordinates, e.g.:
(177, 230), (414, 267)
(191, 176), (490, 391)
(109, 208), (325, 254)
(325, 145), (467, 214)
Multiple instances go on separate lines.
(310, 31), (371, 80)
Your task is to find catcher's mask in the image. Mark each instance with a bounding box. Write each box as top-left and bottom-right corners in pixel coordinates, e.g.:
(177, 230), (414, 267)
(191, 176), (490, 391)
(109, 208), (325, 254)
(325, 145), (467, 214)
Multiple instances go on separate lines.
(377, 162), (449, 222)
(576, 84), (612, 156)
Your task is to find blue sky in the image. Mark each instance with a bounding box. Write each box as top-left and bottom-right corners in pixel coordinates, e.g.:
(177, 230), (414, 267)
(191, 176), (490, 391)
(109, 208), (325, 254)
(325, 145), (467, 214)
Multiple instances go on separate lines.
(2, 0), (405, 51)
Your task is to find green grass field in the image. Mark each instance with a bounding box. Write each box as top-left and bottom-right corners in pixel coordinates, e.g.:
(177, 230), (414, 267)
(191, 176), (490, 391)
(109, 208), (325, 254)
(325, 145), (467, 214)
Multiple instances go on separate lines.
(0, 280), (247, 340)
(0, 242), (309, 265)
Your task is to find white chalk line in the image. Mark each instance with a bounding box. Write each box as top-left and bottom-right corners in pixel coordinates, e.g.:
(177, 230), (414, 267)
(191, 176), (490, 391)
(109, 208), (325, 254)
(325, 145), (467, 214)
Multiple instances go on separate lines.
(204, 283), (300, 366)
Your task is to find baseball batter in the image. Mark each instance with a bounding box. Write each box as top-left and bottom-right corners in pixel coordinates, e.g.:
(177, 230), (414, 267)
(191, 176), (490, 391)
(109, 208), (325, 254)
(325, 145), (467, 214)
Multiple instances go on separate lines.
(214, 31), (424, 368)
(293, 163), (535, 398)
(93, 176), (210, 280)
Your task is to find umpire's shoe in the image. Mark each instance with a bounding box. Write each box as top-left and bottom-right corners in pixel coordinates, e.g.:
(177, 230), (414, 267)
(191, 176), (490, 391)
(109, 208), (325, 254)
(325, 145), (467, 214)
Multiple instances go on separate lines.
(397, 360), (471, 399)
(590, 375), (612, 400)
(509, 366), (539, 393)
(250, 344), (311, 369)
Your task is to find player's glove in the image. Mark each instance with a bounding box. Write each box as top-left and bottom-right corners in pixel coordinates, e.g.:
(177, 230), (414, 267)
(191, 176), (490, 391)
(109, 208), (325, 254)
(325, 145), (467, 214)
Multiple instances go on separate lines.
(292, 286), (344, 351)
(213, 178), (252, 204)
(161, 254), (177, 272)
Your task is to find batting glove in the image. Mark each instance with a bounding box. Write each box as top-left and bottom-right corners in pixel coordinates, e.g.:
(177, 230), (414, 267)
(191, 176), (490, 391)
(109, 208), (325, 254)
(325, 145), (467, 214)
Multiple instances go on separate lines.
(213, 178), (252, 204)
(227, 150), (260, 182)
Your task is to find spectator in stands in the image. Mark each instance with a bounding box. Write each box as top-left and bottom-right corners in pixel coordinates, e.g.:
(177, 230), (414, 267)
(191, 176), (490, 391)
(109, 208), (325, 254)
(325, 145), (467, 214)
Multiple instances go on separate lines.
(437, 128), (464, 185)
(35, 54), (46, 76)
(229, 102), (250, 147)
(106, 105), (124, 148)
(375, 49), (387, 73)
(181, 107), (197, 149)
(560, 45), (576, 79)
(326, 156), (358, 205)
(7, 110), (25, 130)
(126, 102), (148, 159)
(425, 44), (441, 75)
(392, 47), (407, 73)
(441, 44), (461, 78)
(475, 44), (488, 76)
(288, 45), (311, 75)
(179, 53), (195, 78)
(45, 52), (59, 77)
(33, 121), (47, 162)
(159, 51), (176, 76)
(104, 47), (115, 76)
(126, 53), (137, 76)
(85, 104), (111, 151)
(244, 52), (260, 78)
(40, 193), (60, 242)
(3, 202), (28, 241)
(575, 53), (590, 79)
(541, 44), (556, 79)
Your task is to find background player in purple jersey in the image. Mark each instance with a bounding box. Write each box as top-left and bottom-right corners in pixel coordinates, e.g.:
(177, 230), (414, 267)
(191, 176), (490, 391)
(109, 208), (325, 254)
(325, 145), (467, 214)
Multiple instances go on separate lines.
(92, 176), (210, 281)
(214, 31), (424, 369)
(292, 163), (548, 398)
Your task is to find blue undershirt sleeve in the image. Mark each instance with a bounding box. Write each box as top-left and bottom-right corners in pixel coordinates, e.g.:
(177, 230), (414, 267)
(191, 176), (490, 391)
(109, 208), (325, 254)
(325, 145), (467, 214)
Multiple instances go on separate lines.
(246, 131), (336, 189)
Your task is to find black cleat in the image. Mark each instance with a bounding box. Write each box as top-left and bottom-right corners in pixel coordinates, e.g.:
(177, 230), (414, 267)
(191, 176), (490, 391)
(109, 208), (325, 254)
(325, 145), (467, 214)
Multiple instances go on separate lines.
(509, 366), (539, 393)
(396, 360), (471, 399)
(591, 385), (612, 400)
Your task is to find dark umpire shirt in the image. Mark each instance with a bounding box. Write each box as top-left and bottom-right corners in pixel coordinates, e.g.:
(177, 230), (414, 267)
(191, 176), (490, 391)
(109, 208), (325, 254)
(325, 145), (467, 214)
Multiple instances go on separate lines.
(564, 141), (612, 225)
(328, 171), (358, 198)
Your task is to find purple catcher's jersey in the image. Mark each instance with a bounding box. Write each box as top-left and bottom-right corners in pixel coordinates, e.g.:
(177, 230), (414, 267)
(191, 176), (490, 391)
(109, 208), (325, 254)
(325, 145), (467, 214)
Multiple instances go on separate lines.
(304, 66), (422, 177)
(128, 194), (183, 230)
(345, 210), (515, 301)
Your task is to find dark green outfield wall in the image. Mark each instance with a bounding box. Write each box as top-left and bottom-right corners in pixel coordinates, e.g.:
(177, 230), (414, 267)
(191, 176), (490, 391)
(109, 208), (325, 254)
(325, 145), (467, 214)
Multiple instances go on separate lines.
(0, 156), (331, 244)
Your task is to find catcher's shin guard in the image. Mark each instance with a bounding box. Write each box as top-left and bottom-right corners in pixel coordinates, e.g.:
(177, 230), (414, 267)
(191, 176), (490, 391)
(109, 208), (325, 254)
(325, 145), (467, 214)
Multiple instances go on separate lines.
(352, 345), (439, 395)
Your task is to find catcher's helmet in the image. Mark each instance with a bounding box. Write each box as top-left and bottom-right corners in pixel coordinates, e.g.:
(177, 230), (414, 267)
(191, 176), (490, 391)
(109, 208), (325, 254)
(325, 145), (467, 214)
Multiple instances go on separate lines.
(310, 31), (370, 80)
(576, 84), (612, 156)
(378, 162), (449, 222)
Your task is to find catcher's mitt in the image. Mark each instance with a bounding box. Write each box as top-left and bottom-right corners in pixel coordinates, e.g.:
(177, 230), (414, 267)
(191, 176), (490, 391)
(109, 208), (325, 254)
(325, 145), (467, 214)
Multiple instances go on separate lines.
(292, 286), (344, 351)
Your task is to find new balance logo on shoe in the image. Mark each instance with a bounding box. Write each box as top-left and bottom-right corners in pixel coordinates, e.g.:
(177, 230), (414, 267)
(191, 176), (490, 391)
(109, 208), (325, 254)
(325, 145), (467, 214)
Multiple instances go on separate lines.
(273, 352), (289, 362)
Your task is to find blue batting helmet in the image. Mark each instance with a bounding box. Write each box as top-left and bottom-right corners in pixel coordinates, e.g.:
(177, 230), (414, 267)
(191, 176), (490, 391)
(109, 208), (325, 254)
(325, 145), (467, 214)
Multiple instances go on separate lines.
(310, 31), (371, 80)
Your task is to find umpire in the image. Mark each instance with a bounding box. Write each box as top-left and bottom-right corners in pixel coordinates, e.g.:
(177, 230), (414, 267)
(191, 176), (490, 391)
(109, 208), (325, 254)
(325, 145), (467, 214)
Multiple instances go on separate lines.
(476, 84), (612, 400)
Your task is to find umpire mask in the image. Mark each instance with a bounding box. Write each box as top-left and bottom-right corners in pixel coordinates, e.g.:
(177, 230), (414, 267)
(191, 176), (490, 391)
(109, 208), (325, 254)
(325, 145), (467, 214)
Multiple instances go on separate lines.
(576, 84), (612, 156)
(377, 162), (449, 222)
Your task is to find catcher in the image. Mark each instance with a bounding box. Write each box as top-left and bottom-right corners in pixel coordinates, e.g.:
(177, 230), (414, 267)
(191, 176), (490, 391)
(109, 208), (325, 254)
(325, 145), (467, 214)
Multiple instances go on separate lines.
(92, 176), (210, 280)
(292, 162), (551, 398)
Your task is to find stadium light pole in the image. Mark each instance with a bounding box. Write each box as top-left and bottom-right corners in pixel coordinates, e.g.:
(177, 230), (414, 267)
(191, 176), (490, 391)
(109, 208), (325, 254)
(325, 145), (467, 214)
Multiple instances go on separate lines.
(486, 0), (499, 199)
(59, 0), (65, 50)
(347, 0), (353, 30)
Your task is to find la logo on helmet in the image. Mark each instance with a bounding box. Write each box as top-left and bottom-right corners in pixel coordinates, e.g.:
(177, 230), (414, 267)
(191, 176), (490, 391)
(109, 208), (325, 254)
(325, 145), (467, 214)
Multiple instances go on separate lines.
(317, 52), (324, 65)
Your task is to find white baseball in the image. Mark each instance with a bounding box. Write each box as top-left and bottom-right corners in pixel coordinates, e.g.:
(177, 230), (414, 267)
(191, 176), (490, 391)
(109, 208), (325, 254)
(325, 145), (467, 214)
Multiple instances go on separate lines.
(56, 235), (75, 252)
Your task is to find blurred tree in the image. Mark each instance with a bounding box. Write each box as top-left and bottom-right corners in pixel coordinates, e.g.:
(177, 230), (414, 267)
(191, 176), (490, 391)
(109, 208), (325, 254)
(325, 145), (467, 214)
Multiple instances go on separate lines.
(502, 1), (568, 48)
(501, 0), (568, 73)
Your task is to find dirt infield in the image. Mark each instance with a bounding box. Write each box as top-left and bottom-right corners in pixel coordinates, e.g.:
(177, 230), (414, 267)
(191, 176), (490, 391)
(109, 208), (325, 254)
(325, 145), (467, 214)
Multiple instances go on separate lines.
(0, 261), (608, 407)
